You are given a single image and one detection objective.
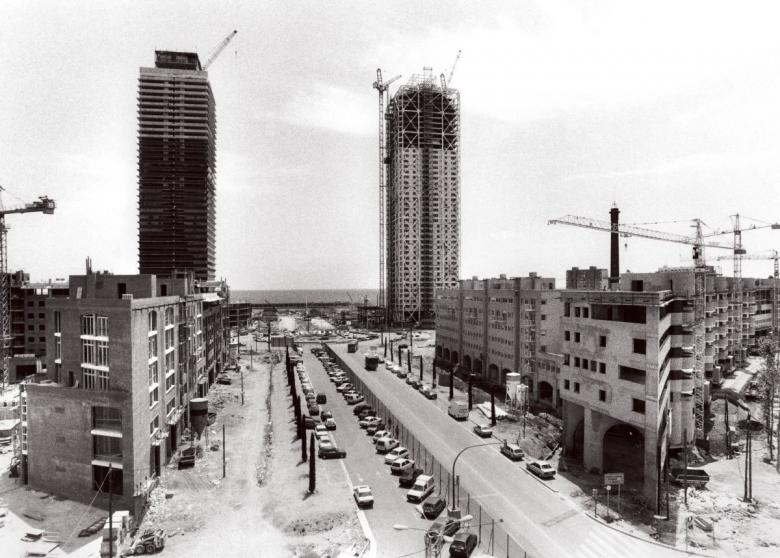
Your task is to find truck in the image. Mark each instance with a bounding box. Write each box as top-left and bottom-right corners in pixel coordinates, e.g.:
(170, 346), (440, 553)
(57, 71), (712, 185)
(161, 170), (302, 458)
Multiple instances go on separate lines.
(670, 467), (710, 489)
(448, 399), (469, 421)
(365, 354), (379, 371)
(347, 340), (359, 353)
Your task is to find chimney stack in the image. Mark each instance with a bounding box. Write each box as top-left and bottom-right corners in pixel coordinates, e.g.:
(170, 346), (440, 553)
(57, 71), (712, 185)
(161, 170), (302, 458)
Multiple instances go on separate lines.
(610, 205), (620, 290)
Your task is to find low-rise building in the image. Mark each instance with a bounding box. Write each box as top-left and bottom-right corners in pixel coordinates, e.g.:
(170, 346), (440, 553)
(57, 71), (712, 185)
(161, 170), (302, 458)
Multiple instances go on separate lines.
(22, 272), (227, 514)
(434, 274), (563, 408)
(565, 266), (608, 290)
(227, 301), (252, 330)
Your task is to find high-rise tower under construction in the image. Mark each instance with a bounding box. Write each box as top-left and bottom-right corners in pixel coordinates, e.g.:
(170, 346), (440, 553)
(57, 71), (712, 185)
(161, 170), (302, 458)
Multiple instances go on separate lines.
(137, 51), (216, 281)
(386, 69), (460, 326)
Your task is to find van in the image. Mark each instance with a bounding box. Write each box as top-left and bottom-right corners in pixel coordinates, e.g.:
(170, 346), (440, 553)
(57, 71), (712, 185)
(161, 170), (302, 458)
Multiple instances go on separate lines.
(406, 474), (434, 503)
(376, 437), (399, 454)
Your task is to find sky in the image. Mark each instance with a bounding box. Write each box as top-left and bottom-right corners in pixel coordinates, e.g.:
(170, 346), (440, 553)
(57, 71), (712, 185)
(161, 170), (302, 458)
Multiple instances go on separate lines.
(3, 0), (780, 290)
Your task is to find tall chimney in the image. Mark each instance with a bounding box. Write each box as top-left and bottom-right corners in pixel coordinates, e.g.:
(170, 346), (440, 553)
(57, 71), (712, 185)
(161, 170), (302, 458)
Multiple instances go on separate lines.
(610, 204), (620, 290)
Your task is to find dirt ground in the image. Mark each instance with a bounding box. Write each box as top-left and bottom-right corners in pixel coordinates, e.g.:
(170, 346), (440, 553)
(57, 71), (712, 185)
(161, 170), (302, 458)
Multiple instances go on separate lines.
(136, 341), (365, 557)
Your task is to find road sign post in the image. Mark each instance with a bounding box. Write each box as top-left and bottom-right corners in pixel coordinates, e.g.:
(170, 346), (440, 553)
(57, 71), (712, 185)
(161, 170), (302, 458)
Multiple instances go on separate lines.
(604, 473), (624, 518)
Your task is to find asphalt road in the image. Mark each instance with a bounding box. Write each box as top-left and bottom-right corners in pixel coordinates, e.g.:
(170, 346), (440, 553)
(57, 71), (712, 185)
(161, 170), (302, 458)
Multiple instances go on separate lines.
(301, 350), (435, 558)
(329, 343), (691, 558)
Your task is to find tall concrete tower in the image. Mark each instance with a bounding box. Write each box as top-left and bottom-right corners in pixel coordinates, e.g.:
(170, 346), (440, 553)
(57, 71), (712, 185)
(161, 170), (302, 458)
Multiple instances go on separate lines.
(137, 51), (216, 281)
(386, 69), (460, 326)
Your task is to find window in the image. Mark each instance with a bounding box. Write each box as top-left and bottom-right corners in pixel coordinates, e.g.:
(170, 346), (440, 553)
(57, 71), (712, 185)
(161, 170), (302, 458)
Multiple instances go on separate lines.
(574, 332), (581, 343)
(38, 324), (45, 331)
(27, 300), (33, 307)
(165, 307), (174, 327)
(148, 311), (157, 334)
(38, 313), (45, 319)
(81, 314), (95, 336)
(97, 370), (109, 390)
(166, 398), (176, 416)
(565, 331), (570, 341)
(93, 465), (123, 495)
(574, 357), (580, 367)
(632, 398), (646, 414)
(82, 338), (95, 363)
(564, 303), (571, 317)
(599, 390), (606, 402)
(96, 316), (108, 337)
(582, 358), (589, 369)
(96, 341), (109, 367)
(38, 300), (45, 307)
(541, 314), (546, 321)
(93, 435), (122, 461)
(633, 338), (646, 355)
(165, 328), (174, 351)
(563, 354), (570, 366)
(92, 406), (121, 430)
(150, 416), (160, 436)
(149, 361), (159, 386)
(599, 362), (606, 374)
(583, 307), (589, 318)
(54, 311), (61, 333)
(82, 367), (96, 390)
(574, 382), (580, 393)
(165, 351), (174, 373)
(575, 307), (581, 318)
(165, 372), (175, 392)
(149, 387), (159, 408)
(619, 365), (646, 384)
(564, 379), (570, 390)
(590, 360), (597, 372)
(599, 335), (607, 348)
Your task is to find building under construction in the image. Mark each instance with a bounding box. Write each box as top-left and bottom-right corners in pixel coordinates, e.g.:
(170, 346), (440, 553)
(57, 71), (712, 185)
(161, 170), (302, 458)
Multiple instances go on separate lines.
(386, 69), (460, 326)
(137, 51), (217, 281)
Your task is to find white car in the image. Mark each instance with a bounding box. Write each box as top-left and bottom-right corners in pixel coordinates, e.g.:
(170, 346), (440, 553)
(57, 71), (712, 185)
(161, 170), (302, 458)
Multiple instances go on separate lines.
(353, 485), (374, 508)
(336, 383), (354, 393)
(359, 416), (383, 429)
(345, 393), (364, 405)
(384, 446), (409, 465)
(314, 424), (328, 437)
(318, 437), (334, 450)
(390, 457), (415, 475)
(372, 430), (392, 444)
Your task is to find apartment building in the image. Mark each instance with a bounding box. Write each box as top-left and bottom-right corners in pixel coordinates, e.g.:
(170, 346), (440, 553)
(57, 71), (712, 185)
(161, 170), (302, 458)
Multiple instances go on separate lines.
(7, 271), (69, 381)
(565, 266), (608, 290)
(434, 274), (563, 408)
(23, 272), (225, 514)
(227, 301), (252, 330)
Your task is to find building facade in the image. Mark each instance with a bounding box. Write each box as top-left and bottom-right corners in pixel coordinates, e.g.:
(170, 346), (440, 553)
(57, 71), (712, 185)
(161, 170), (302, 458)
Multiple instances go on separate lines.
(137, 51), (217, 281)
(565, 266), (608, 290)
(434, 274), (563, 407)
(23, 273), (226, 513)
(386, 70), (460, 326)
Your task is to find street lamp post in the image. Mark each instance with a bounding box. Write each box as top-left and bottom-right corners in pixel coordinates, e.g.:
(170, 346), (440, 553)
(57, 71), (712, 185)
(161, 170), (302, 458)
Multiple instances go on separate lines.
(450, 442), (503, 515)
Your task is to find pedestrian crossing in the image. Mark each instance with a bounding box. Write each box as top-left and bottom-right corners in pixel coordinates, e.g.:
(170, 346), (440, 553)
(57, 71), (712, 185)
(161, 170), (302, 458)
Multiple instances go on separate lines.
(569, 523), (678, 558)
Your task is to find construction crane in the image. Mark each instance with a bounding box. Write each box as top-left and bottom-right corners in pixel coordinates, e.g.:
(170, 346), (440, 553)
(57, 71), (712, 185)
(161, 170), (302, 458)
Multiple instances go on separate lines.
(372, 69), (401, 324)
(439, 49), (462, 90)
(202, 29), (237, 71)
(0, 188), (56, 390)
(549, 210), (732, 442)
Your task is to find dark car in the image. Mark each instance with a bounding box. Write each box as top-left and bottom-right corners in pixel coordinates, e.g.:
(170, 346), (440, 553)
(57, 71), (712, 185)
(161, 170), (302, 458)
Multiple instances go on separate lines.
(407, 378), (422, 389)
(318, 446), (347, 459)
(426, 518), (459, 541)
(398, 467), (424, 488)
(307, 403), (321, 416)
(178, 446), (196, 469)
(316, 393), (327, 404)
(422, 496), (446, 520)
(303, 416), (319, 429)
(449, 532), (478, 557)
(353, 403), (372, 416)
(357, 408), (376, 420)
(320, 410), (333, 420)
(216, 374), (232, 385)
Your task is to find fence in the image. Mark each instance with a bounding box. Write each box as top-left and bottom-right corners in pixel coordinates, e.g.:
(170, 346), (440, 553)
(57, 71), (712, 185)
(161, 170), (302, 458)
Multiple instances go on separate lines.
(325, 345), (531, 558)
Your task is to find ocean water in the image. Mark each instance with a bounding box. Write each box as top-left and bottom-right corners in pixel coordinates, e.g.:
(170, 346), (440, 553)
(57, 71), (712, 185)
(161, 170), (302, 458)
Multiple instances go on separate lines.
(231, 289), (379, 305)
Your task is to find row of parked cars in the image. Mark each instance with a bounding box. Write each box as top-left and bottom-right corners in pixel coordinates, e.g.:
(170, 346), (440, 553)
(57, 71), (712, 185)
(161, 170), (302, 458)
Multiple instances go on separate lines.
(297, 357), (349, 459)
(384, 360), (438, 399)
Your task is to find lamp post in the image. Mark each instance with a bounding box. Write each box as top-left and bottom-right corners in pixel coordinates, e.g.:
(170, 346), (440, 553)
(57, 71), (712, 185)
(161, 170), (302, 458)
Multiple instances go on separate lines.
(394, 515), (481, 558)
(449, 442), (502, 515)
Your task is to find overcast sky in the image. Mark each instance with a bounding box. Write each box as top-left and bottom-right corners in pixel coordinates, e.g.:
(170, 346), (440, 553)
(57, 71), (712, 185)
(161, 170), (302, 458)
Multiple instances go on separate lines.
(3, 1), (780, 290)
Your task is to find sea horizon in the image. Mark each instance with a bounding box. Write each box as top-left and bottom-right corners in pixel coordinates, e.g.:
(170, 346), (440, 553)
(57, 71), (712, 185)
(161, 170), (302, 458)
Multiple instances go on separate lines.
(231, 288), (379, 304)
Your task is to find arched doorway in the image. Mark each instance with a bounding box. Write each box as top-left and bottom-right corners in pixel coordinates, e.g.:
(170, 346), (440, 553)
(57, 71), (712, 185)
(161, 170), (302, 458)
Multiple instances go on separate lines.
(538, 381), (553, 403)
(463, 355), (472, 373)
(603, 424), (645, 484)
(488, 364), (499, 382)
(443, 348), (450, 361)
(451, 351), (459, 364)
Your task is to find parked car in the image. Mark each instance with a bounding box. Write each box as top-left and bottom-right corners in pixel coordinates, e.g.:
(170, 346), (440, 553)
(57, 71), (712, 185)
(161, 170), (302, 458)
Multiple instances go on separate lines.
(396, 369), (408, 379)
(398, 467), (424, 488)
(526, 460), (556, 479)
(421, 385), (438, 400)
(384, 446), (409, 464)
(372, 430), (392, 444)
(406, 474), (435, 502)
(473, 424), (493, 438)
(500, 442), (524, 461)
(390, 458), (415, 475)
(216, 374), (232, 385)
(336, 382), (354, 393)
(320, 410), (333, 420)
(318, 446), (347, 459)
(353, 403), (372, 415)
(359, 416), (383, 429)
(307, 403), (321, 416)
(366, 421), (385, 435)
(670, 467), (710, 488)
(324, 417), (337, 430)
(449, 532), (478, 557)
(316, 394), (327, 404)
(357, 408), (377, 421)
(315, 424), (328, 437)
(376, 437), (400, 454)
(422, 496), (447, 519)
(353, 485), (374, 508)
(345, 393), (364, 405)
(318, 437), (334, 450)
(303, 416), (318, 429)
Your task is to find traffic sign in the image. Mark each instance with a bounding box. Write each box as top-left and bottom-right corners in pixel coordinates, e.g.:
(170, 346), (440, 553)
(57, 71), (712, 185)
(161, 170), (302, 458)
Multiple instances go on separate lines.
(604, 472), (624, 486)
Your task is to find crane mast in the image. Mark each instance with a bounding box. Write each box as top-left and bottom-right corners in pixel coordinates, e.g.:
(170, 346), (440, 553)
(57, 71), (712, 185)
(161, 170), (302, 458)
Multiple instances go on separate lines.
(372, 69), (400, 326)
(0, 189), (56, 390)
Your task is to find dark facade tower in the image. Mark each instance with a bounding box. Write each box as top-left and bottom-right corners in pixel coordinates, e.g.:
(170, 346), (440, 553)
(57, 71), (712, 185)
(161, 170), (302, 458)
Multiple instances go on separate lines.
(385, 69), (460, 326)
(138, 51), (216, 281)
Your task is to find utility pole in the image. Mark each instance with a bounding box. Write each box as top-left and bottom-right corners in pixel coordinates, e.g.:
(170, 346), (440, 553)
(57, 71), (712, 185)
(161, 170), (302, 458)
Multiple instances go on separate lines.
(449, 366), (455, 401)
(222, 424), (226, 478)
(683, 428), (688, 507)
(725, 399), (731, 459)
(108, 461), (113, 558)
(490, 390), (496, 427)
(467, 374), (473, 411)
